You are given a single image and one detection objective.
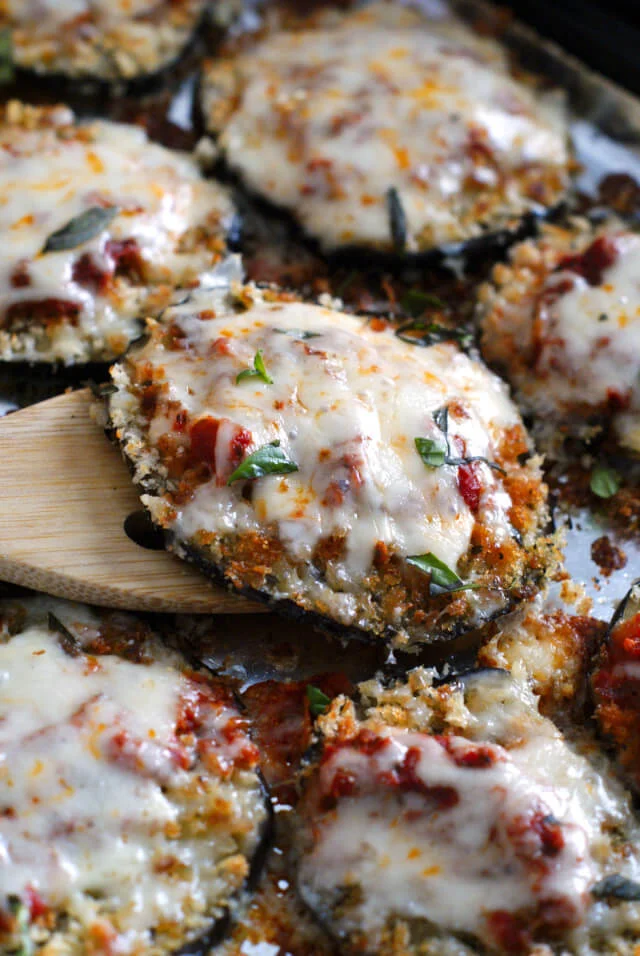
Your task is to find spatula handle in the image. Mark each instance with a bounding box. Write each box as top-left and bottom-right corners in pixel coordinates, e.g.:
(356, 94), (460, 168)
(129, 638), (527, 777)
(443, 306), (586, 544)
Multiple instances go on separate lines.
(0, 388), (263, 614)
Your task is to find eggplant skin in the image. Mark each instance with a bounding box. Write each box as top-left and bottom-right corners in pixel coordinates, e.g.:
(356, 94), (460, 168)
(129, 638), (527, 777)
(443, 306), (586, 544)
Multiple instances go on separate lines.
(173, 535), (547, 651)
(107, 288), (557, 652)
(0, 599), (272, 956)
(293, 668), (640, 956)
(1, 1), (207, 89)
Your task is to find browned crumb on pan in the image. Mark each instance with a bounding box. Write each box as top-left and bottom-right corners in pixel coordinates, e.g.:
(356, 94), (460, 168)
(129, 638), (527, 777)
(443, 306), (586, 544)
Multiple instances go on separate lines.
(591, 535), (627, 576)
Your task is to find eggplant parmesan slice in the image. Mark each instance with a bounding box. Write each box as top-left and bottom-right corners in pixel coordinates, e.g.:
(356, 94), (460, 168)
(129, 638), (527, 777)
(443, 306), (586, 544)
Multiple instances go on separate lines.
(0, 600), (270, 955)
(294, 667), (640, 955)
(0, 101), (234, 364)
(592, 581), (640, 796)
(200, 2), (570, 255)
(0, 0), (206, 85)
(479, 220), (640, 456)
(108, 283), (553, 649)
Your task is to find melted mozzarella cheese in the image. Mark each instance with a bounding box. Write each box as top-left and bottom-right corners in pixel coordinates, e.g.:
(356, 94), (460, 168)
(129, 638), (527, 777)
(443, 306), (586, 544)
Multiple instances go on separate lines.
(0, 622), (266, 952)
(537, 233), (640, 453)
(300, 729), (594, 945)
(203, 3), (569, 252)
(0, 104), (233, 362)
(123, 296), (520, 594)
(298, 673), (640, 952)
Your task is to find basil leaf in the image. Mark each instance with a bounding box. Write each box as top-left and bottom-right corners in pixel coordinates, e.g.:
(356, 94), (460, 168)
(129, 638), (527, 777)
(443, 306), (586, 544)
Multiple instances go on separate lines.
(415, 436), (447, 468)
(590, 464), (621, 499)
(307, 685), (331, 717)
(7, 897), (33, 956)
(400, 290), (445, 317)
(591, 874), (640, 902)
(428, 405), (505, 474)
(445, 455), (506, 476)
(48, 612), (82, 657)
(0, 29), (14, 85)
(226, 441), (298, 485)
(236, 349), (273, 385)
(432, 406), (449, 438)
(396, 321), (473, 350)
(43, 205), (119, 253)
(274, 328), (322, 340)
(406, 552), (479, 595)
(386, 187), (407, 253)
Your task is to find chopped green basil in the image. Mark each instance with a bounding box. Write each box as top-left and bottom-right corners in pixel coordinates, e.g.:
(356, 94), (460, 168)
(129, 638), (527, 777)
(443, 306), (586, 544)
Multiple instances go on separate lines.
(415, 436), (447, 468)
(43, 205), (119, 253)
(590, 464), (621, 499)
(395, 320), (474, 350)
(428, 405), (505, 474)
(236, 349), (273, 385)
(400, 289), (445, 317)
(406, 552), (479, 595)
(591, 874), (640, 902)
(307, 685), (331, 717)
(226, 441), (298, 485)
(0, 29), (14, 85)
(386, 186), (407, 253)
(7, 897), (33, 956)
(274, 328), (323, 340)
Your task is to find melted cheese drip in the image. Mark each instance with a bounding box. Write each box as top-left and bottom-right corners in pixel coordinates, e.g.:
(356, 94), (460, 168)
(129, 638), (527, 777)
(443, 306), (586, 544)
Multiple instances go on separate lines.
(538, 233), (640, 453)
(135, 299), (519, 595)
(206, 3), (568, 251)
(0, 110), (232, 362)
(0, 624), (263, 951)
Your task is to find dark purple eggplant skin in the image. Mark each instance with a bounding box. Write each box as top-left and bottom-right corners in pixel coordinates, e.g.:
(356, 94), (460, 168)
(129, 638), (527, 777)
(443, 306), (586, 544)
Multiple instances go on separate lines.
(170, 536), (544, 651)
(201, 151), (566, 273)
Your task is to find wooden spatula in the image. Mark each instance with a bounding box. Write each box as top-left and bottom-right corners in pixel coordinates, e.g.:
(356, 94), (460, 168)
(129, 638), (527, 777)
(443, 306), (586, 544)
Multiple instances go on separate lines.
(0, 387), (263, 614)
